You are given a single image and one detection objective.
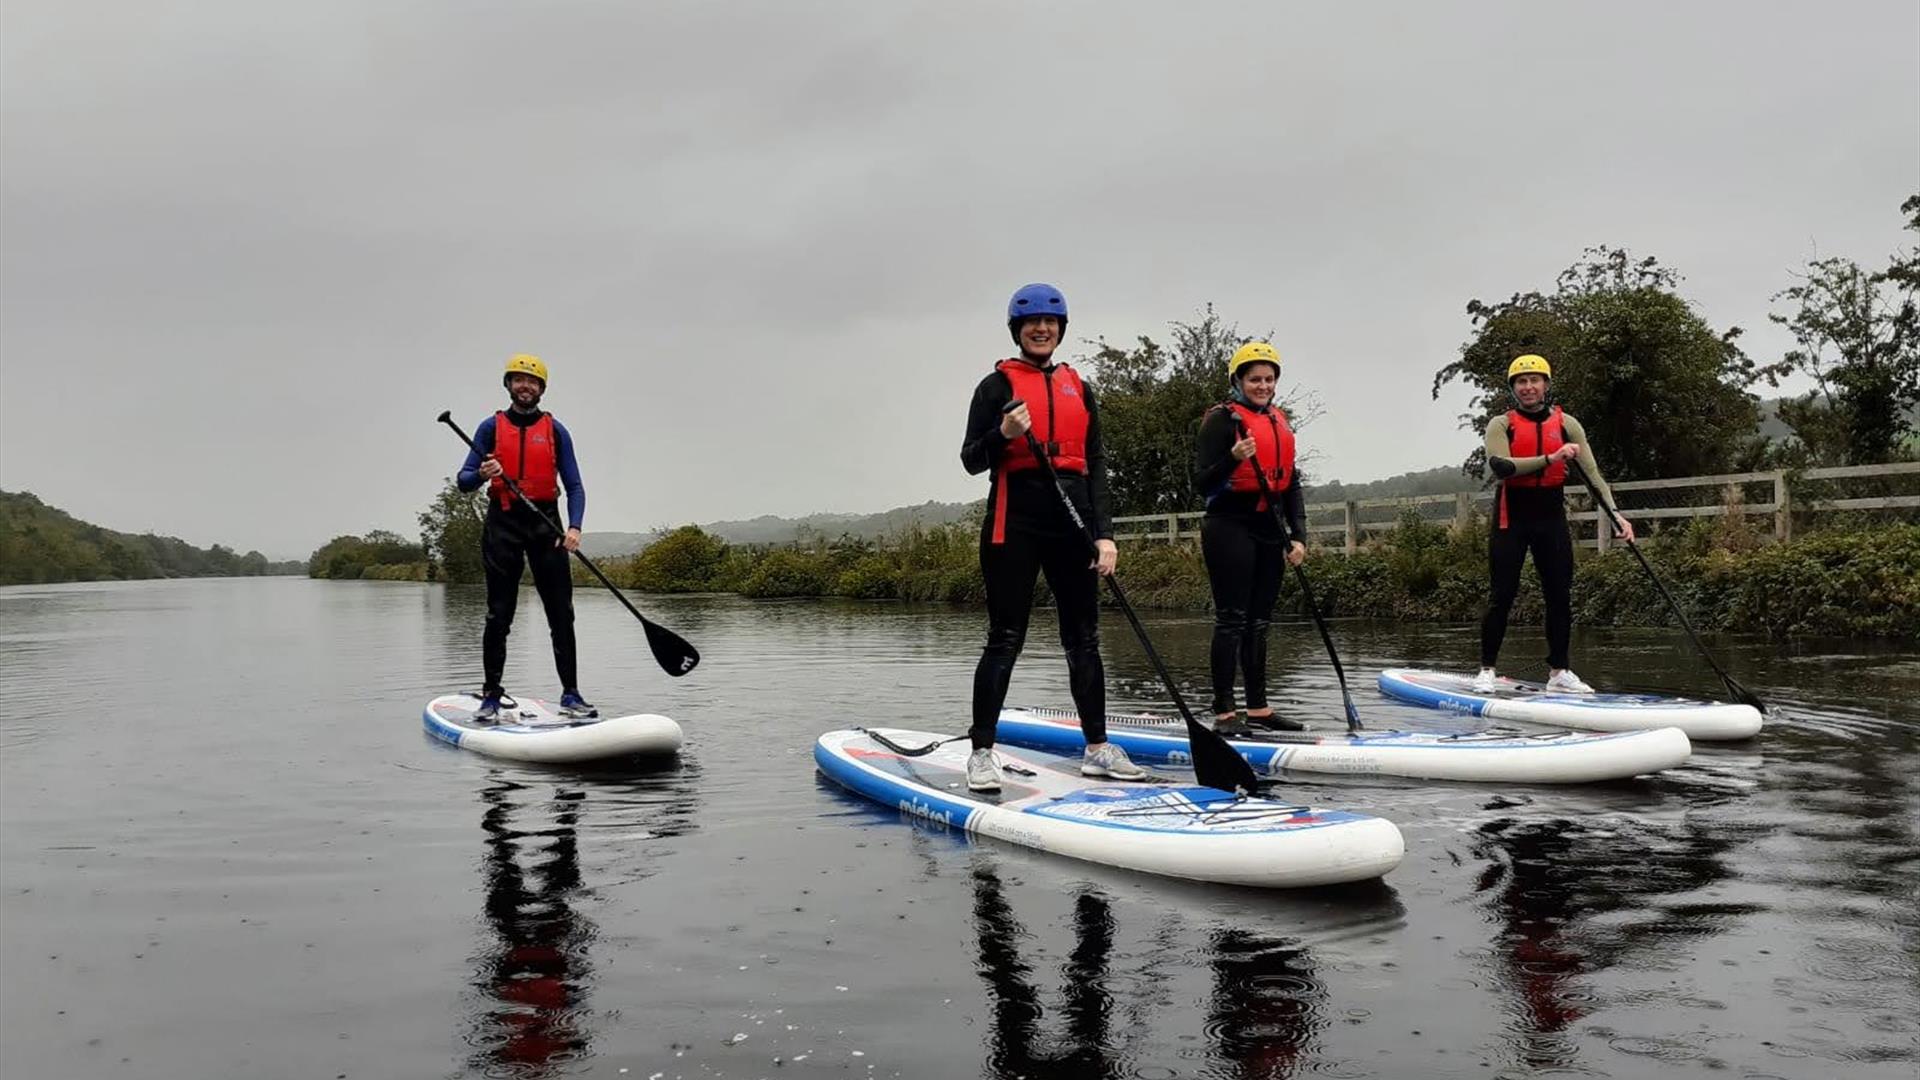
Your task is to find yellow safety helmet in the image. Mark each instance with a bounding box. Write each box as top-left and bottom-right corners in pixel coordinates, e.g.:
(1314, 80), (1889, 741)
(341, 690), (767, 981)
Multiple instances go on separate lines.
(1507, 354), (1552, 382)
(1229, 341), (1282, 380)
(503, 353), (548, 387)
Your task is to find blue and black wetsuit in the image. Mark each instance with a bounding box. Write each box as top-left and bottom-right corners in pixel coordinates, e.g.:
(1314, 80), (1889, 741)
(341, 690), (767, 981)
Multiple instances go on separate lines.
(457, 408), (586, 696)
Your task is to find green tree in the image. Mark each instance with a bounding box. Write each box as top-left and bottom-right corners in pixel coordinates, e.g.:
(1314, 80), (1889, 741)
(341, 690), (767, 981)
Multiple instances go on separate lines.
(1768, 194), (1920, 464)
(622, 525), (728, 592)
(1433, 247), (1770, 481)
(307, 529), (426, 580)
(1089, 306), (1321, 515)
(418, 478), (488, 583)
(0, 489), (296, 583)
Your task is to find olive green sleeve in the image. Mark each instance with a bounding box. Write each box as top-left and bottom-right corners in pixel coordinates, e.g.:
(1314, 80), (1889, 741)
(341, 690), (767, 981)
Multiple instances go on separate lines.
(1484, 414), (1550, 479)
(1559, 414), (1615, 507)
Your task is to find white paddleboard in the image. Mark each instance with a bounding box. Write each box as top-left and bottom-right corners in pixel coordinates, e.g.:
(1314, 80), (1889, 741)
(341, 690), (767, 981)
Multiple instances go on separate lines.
(423, 694), (682, 764)
(992, 706), (1692, 784)
(815, 728), (1404, 888)
(1377, 668), (1762, 741)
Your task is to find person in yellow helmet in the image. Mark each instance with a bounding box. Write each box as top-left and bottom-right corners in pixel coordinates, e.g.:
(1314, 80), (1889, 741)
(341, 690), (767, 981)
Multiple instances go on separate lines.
(1191, 342), (1308, 732)
(1476, 354), (1634, 694)
(455, 355), (593, 721)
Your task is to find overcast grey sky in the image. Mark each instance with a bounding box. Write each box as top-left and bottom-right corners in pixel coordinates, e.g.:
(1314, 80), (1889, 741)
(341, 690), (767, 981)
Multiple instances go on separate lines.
(2, 1), (1915, 558)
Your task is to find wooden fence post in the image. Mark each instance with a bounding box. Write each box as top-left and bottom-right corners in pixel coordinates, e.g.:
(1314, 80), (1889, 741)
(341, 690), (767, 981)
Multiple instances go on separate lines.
(1454, 492), (1471, 532)
(1344, 501), (1358, 555)
(1595, 491), (1611, 553)
(1773, 470), (1791, 542)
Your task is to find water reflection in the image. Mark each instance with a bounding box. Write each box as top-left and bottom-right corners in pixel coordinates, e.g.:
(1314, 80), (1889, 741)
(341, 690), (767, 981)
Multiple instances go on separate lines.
(1470, 811), (1741, 1072)
(970, 862), (1127, 1080)
(1205, 927), (1324, 1079)
(968, 859), (1339, 1080)
(467, 778), (596, 1076)
(465, 765), (695, 1078)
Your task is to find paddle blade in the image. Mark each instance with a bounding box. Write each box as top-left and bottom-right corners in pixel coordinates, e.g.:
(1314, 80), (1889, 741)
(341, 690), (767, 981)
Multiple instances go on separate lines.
(1723, 674), (1766, 713)
(1184, 713), (1261, 796)
(643, 618), (700, 677)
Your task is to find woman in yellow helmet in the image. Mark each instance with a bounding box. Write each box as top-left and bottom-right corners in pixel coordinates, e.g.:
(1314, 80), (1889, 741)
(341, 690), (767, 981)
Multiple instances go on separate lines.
(1191, 342), (1308, 732)
(1477, 354), (1634, 694)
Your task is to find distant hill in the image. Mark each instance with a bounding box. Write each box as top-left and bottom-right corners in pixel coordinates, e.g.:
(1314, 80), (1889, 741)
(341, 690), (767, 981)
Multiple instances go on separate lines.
(0, 490), (307, 585)
(1304, 465), (1483, 504)
(582, 396), (1920, 558)
(1755, 395), (1919, 443)
(582, 499), (982, 557)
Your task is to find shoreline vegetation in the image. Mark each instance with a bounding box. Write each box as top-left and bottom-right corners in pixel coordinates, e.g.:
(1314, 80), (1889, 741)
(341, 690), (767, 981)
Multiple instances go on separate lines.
(18, 200), (1920, 636)
(0, 491), (305, 585)
(577, 516), (1919, 642)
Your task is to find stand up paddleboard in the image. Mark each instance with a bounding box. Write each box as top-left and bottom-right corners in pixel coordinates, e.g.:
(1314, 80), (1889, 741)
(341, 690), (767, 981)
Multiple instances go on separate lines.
(992, 706), (1691, 784)
(1377, 668), (1762, 741)
(815, 728), (1404, 888)
(423, 694), (683, 764)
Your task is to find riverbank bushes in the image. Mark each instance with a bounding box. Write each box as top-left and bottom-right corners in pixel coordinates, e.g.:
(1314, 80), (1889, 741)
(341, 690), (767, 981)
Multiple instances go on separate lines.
(584, 517), (1917, 640)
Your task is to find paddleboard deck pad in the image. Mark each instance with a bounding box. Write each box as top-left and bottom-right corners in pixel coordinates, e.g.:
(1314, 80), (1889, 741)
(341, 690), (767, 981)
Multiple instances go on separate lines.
(424, 694), (683, 763)
(814, 728), (1404, 888)
(1377, 668), (1762, 741)
(992, 706), (1691, 784)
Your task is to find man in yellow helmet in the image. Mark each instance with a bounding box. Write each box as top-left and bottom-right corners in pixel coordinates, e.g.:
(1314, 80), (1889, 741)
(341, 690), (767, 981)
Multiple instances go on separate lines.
(1476, 355), (1634, 694)
(455, 354), (593, 721)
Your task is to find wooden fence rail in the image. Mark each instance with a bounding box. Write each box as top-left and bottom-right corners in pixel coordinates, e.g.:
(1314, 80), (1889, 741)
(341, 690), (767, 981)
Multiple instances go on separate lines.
(1110, 461), (1920, 553)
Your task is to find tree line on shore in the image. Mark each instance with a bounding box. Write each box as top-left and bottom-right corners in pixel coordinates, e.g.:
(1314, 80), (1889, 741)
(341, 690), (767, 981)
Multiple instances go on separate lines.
(295, 195), (1920, 639)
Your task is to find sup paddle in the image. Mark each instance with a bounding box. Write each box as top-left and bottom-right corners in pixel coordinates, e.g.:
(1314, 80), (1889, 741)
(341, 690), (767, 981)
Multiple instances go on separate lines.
(1235, 417), (1363, 732)
(437, 411), (700, 678)
(1006, 400), (1262, 797)
(1568, 457), (1764, 711)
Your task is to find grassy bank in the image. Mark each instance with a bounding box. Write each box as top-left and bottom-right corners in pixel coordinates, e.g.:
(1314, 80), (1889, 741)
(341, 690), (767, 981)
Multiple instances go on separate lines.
(582, 517), (1918, 641)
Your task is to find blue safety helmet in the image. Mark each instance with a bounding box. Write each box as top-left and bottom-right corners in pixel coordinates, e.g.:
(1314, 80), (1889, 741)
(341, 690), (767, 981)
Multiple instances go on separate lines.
(1006, 283), (1068, 341)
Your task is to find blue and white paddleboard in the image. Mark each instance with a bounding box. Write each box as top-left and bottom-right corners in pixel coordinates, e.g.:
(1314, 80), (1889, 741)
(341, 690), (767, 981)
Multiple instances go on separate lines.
(992, 706), (1691, 784)
(423, 694), (683, 764)
(1377, 668), (1762, 741)
(814, 728), (1404, 888)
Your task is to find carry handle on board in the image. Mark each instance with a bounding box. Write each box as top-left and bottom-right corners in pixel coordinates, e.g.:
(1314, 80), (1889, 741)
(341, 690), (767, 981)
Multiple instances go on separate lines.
(437, 411), (700, 678)
(1004, 398), (1262, 796)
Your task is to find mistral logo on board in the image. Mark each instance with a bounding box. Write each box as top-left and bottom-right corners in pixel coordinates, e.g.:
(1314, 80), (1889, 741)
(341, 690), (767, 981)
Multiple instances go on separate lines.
(898, 797), (953, 827)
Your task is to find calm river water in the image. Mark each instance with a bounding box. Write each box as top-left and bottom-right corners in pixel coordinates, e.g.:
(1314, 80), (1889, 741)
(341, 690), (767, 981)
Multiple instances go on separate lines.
(1, 577), (1914, 1080)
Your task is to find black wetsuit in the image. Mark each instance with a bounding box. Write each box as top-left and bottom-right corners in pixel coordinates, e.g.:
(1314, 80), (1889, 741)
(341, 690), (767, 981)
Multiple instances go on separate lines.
(1193, 406), (1308, 715)
(960, 363), (1115, 751)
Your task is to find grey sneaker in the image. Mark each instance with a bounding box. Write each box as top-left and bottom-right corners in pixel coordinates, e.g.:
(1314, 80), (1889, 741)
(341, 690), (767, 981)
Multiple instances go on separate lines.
(1081, 741), (1147, 780)
(1471, 667), (1498, 694)
(1545, 669), (1595, 694)
(965, 748), (1002, 793)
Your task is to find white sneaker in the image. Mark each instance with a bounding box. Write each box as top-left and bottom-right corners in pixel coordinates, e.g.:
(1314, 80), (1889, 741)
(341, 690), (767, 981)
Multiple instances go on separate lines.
(1471, 668), (1499, 693)
(1081, 742), (1148, 781)
(1545, 669), (1595, 694)
(965, 748), (1002, 793)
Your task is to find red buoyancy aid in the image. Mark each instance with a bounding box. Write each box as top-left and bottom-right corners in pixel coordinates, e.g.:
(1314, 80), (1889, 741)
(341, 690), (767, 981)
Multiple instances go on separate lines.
(1497, 406), (1567, 529)
(995, 359), (1090, 474)
(1223, 401), (1296, 509)
(989, 359), (1091, 544)
(490, 412), (560, 509)
(1505, 406), (1568, 488)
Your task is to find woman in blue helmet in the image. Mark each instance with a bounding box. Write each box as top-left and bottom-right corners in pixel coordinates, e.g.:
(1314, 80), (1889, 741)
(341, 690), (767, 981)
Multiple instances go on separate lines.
(958, 284), (1146, 793)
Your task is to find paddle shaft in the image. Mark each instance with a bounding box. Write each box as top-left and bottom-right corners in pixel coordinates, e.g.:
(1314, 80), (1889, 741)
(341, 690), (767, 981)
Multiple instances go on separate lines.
(437, 411), (699, 676)
(1235, 418), (1363, 731)
(1568, 458), (1763, 711)
(1006, 403), (1261, 795)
